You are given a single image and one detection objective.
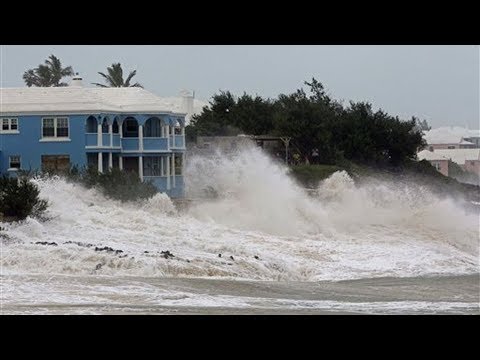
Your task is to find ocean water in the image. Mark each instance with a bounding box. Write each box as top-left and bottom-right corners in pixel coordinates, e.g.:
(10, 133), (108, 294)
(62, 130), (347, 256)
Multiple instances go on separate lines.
(1, 147), (479, 314)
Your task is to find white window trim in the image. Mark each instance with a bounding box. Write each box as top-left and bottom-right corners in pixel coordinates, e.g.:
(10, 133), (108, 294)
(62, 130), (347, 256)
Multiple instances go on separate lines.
(41, 117), (70, 140)
(9, 155), (21, 170)
(1, 118), (19, 134)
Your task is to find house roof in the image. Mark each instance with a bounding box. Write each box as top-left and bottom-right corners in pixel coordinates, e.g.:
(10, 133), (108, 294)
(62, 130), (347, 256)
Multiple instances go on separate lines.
(423, 127), (480, 145)
(417, 150), (450, 161)
(431, 149), (480, 165)
(0, 87), (199, 116)
(459, 139), (475, 145)
(418, 148), (480, 164)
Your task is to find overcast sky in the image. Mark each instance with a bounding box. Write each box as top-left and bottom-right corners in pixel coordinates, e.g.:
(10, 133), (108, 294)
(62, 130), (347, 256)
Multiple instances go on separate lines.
(1, 45), (478, 128)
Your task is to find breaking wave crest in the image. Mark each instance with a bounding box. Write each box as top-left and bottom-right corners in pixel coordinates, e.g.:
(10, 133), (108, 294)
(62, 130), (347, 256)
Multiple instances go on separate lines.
(1, 147), (478, 281)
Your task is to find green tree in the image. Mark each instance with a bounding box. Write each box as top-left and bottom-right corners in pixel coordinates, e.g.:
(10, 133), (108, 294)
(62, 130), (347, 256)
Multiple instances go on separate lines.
(22, 54), (75, 87)
(187, 91), (240, 138)
(92, 63), (143, 88)
(233, 93), (275, 135)
(272, 80), (339, 164)
(186, 77), (426, 166)
(413, 116), (431, 131)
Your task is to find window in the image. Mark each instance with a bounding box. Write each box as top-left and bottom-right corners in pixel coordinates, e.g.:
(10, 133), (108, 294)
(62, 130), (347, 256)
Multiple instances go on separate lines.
(42, 117), (69, 138)
(447, 145), (455, 149)
(41, 155), (70, 172)
(144, 118), (162, 137)
(174, 155), (183, 175)
(1, 118), (19, 133)
(57, 118), (69, 137)
(9, 155), (21, 169)
(143, 157), (162, 176)
(123, 119), (138, 138)
(101, 119), (109, 133)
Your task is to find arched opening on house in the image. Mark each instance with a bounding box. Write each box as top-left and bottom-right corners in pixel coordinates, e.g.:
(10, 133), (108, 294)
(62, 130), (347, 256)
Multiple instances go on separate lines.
(102, 118), (109, 133)
(86, 116), (98, 133)
(173, 118), (183, 135)
(144, 117), (164, 137)
(112, 119), (119, 134)
(122, 117), (138, 138)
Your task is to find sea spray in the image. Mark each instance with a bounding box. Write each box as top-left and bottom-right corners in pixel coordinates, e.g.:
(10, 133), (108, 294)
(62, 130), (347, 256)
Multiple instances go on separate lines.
(1, 147), (478, 281)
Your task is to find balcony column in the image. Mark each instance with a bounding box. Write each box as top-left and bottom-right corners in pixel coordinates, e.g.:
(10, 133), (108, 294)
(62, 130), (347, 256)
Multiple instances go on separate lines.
(97, 122), (102, 146)
(139, 124), (144, 151)
(170, 124), (175, 148)
(109, 123), (113, 147)
(98, 152), (103, 173)
(108, 152), (113, 170)
(182, 152), (185, 175)
(166, 155), (171, 190)
(161, 157), (164, 175)
(119, 155), (123, 170)
(139, 156), (143, 181)
(171, 152), (176, 188)
(181, 126), (185, 136)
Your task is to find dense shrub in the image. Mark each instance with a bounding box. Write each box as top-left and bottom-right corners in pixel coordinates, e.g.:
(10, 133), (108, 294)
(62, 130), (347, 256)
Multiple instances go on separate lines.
(0, 175), (48, 220)
(66, 167), (158, 202)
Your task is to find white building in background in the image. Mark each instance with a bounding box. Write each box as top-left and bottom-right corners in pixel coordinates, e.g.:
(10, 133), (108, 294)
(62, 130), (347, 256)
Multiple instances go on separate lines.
(423, 127), (480, 150)
(418, 148), (480, 183)
(417, 150), (450, 176)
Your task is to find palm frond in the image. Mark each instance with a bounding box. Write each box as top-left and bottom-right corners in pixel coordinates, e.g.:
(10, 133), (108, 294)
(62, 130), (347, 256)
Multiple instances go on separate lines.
(124, 70), (137, 87)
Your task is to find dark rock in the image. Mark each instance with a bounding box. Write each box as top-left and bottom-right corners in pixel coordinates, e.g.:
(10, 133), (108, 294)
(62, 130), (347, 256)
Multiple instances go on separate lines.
(35, 241), (57, 246)
(161, 250), (174, 259)
(95, 263), (103, 270)
(229, 256), (234, 261)
(144, 251), (149, 254)
(64, 241), (95, 248)
(94, 246), (122, 254)
(218, 254), (222, 258)
(254, 256), (259, 260)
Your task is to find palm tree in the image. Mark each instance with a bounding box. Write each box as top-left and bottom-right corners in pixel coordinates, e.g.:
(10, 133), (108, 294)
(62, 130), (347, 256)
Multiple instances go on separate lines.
(23, 55), (75, 87)
(92, 63), (143, 88)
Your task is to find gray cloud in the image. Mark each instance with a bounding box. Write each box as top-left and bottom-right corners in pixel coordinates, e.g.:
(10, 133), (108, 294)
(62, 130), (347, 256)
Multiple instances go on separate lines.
(1, 45), (478, 128)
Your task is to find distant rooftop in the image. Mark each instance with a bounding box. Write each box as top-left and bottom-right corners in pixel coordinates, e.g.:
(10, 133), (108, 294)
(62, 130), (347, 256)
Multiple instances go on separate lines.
(433, 149), (480, 165)
(417, 150), (450, 162)
(424, 127), (480, 145)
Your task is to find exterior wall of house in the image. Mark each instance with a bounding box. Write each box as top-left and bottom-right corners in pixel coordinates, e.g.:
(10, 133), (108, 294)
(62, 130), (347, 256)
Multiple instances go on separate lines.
(462, 160), (480, 177)
(0, 113), (186, 198)
(428, 144), (459, 150)
(428, 159), (449, 177)
(0, 114), (88, 173)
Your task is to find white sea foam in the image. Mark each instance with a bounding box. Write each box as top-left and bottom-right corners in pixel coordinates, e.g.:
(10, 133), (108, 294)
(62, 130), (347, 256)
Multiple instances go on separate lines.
(1, 147), (478, 281)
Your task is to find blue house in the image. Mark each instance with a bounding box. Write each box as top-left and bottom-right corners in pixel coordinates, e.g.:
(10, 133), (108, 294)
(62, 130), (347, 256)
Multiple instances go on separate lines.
(0, 76), (187, 198)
